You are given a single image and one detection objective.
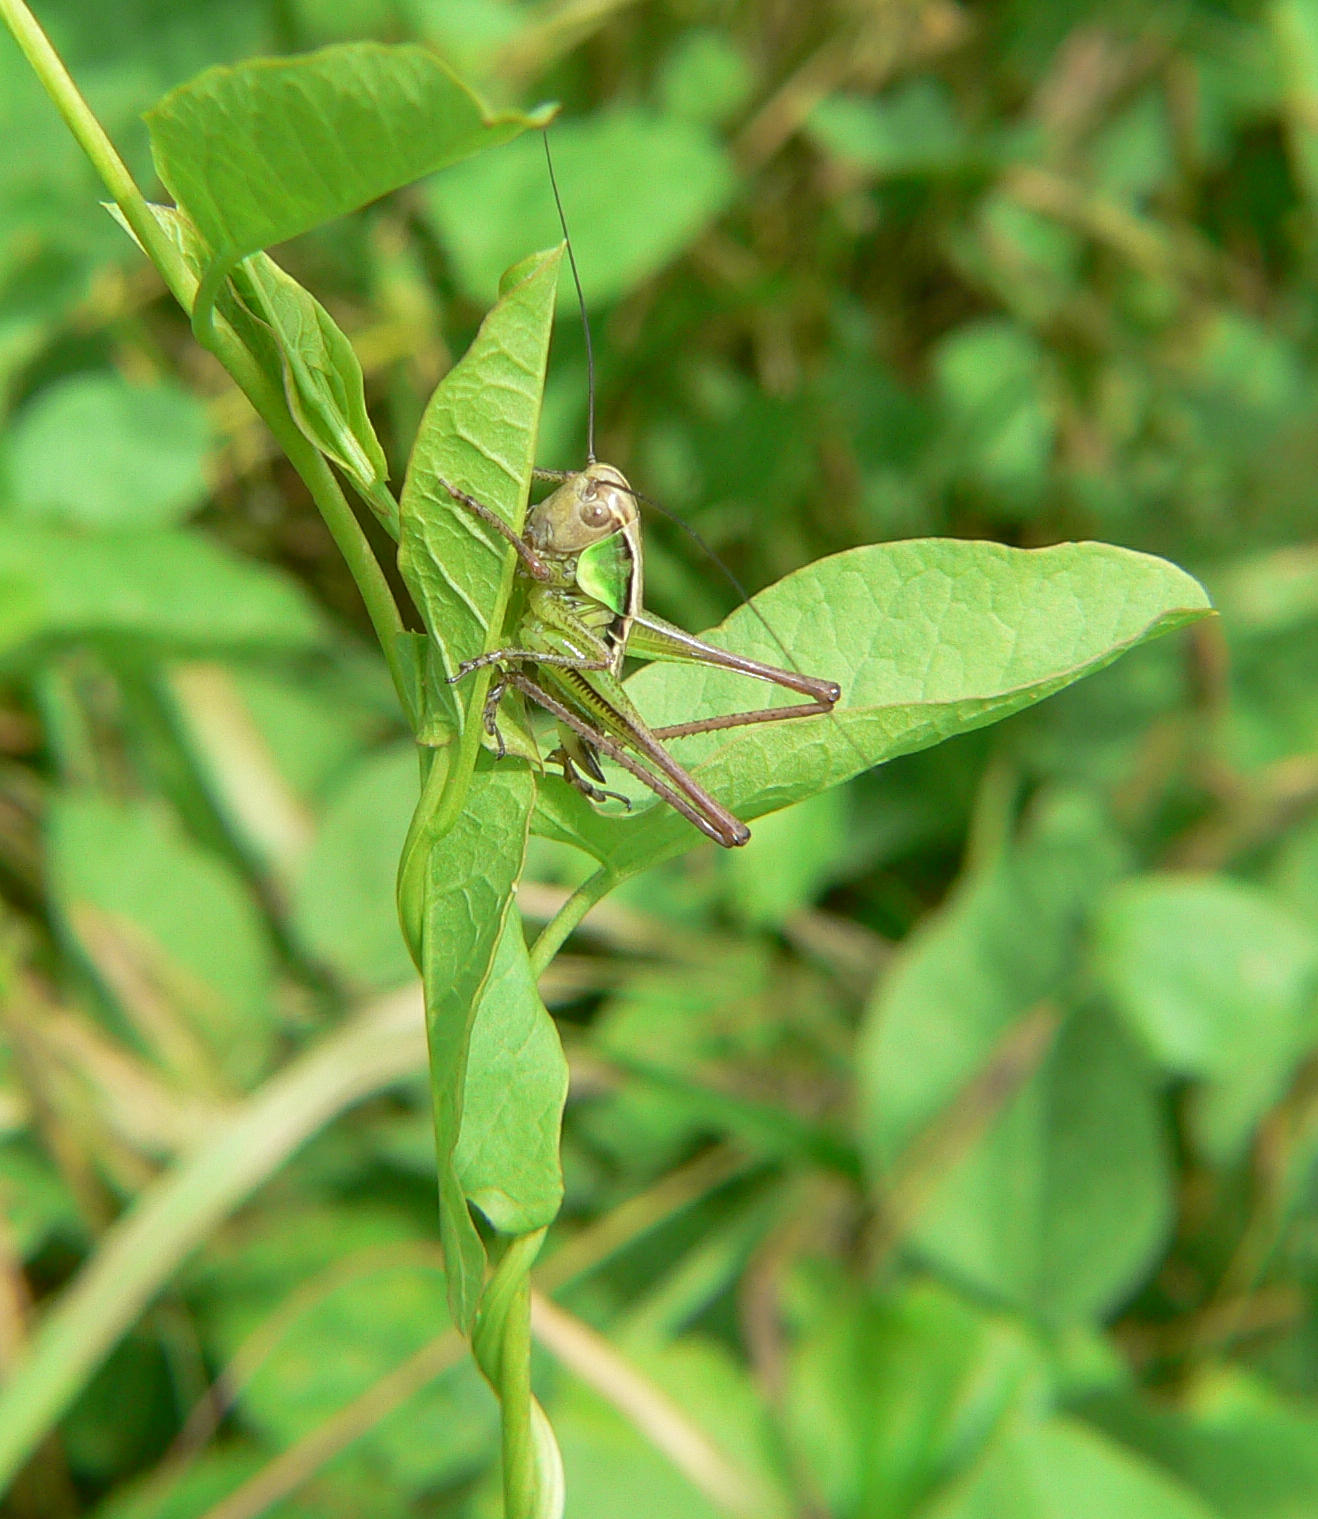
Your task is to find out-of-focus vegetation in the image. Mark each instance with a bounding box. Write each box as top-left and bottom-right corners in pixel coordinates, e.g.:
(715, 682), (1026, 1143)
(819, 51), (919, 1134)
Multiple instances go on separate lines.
(0, 0), (1316, 1515)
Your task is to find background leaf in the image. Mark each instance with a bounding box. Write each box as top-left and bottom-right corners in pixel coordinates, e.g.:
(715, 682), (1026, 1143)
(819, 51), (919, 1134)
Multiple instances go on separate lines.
(856, 794), (1173, 1324)
(1093, 875), (1318, 1160)
(4, 372), (211, 527)
(0, 525), (324, 652)
(290, 741), (418, 990)
(47, 792), (277, 1088)
(426, 107), (735, 306)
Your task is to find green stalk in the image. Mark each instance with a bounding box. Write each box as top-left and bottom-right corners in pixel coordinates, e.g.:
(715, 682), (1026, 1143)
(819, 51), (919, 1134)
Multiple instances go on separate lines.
(473, 1230), (558, 1519)
(0, 0), (410, 717)
(529, 866), (617, 978)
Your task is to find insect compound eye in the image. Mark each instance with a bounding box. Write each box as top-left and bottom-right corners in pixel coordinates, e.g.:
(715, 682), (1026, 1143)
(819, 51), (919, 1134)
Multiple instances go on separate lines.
(580, 496), (612, 529)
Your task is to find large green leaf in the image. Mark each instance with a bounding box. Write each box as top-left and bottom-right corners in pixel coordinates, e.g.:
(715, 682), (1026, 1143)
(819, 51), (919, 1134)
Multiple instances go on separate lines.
(533, 539), (1212, 875)
(398, 244), (563, 734)
(145, 43), (551, 278)
(1093, 874), (1318, 1160)
(47, 793), (276, 1089)
(0, 524), (323, 653)
(421, 763), (534, 1330)
(5, 372), (211, 528)
(926, 1417), (1216, 1519)
(426, 106), (735, 306)
(856, 795), (1172, 1325)
(456, 907), (567, 1235)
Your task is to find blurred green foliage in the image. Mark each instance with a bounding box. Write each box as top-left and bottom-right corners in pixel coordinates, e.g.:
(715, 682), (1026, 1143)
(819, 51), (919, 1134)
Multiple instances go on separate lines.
(1, 1), (1317, 1516)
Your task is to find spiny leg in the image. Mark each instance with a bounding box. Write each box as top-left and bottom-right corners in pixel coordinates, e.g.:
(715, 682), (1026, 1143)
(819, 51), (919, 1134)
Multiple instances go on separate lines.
(448, 648), (611, 683)
(651, 689), (839, 741)
(625, 609), (841, 738)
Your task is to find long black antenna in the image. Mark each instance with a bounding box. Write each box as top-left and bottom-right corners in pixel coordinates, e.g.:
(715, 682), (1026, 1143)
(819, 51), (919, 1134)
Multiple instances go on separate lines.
(542, 129), (596, 463)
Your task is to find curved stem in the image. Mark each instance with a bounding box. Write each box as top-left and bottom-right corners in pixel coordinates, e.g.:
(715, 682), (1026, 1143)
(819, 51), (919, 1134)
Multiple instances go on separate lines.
(473, 1230), (558, 1519)
(528, 866), (616, 978)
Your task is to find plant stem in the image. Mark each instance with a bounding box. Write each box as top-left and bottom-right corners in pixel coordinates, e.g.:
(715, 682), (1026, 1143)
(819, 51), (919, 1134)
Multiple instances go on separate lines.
(529, 867), (616, 978)
(473, 1230), (552, 1519)
(0, 0), (411, 715)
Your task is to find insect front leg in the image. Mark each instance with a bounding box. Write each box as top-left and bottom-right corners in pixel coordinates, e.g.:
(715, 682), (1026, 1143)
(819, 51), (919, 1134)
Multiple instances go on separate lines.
(436, 476), (553, 581)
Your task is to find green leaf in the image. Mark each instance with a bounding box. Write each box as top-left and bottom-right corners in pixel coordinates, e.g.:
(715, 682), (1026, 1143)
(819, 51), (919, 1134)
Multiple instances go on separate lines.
(421, 763), (535, 1330)
(398, 244), (563, 732)
(426, 107), (735, 306)
(291, 742), (419, 990)
(554, 1334), (786, 1519)
(232, 252), (389, 496)
(856, 795), (1173, 1324)
(145, 42), (551, 279)
(1082, 1368), (1318, 1519)
(721, 787), (849, 927)
(47, 793), (276, 1089)
(807, 81), (971, 179)
(0, 525), (324, 654)
(6, 373), (211, 528)
(0, 1142), (79, 1259)
(784, 1275), (1046, 1519)
(1273, 0), (1318, 202)
(535, 538), (1212, 876)
(1093, 874), (1318, 1160)
(1209, 543), (1318, 639)
(111, 201), (394, 524)
(0, 576), (42, 655)
(926, 1417), (1217, 1519)
(935, 320), (1056, 507)
(456, 907), (567, 1234)
(199, 1204), (494, 1494)
(657, 31), (753, 128)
